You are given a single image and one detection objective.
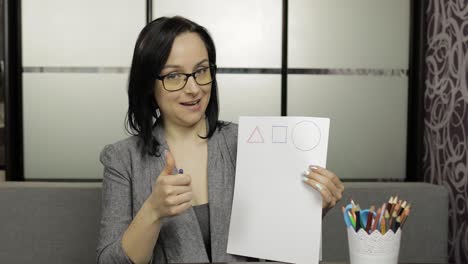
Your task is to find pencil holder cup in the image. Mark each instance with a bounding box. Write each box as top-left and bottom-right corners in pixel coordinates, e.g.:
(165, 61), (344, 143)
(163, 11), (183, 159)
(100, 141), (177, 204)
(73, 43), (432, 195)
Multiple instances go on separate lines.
(347, 227), (401, 264)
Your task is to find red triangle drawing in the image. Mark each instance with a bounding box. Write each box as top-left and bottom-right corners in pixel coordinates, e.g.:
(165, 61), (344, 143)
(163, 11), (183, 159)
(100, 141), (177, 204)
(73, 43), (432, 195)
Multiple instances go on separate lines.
(247, 126), (264, 143)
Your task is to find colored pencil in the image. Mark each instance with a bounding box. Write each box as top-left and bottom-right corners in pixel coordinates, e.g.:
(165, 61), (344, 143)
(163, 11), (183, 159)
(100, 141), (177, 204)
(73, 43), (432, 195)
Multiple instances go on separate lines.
(400, 207), (411, 228)
(383, 209), (390, 234)
(385, 196), (393, 213)
(392, 204), (401, 219)
(377, 203), (386, 230)
(365, 206), (375, 233)
(381, 213), (387, 234)
(371, 208), (381, 233)
(389, 211), (398, 232)
(398, 201), (407, 216)
(394, 216), (401, 232)
(355, 205), (362, 232)
(347, 211), (356, 229)
(389, 196), (398, 216)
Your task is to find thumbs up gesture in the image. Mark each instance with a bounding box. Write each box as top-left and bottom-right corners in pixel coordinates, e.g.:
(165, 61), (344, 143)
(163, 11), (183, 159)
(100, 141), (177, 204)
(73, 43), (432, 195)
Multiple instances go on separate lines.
(146, 151), (193, 220)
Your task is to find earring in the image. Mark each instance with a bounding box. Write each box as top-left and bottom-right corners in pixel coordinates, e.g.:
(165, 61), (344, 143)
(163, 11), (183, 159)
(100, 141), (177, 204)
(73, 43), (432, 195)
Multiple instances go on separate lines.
(156, 108), (161, 118)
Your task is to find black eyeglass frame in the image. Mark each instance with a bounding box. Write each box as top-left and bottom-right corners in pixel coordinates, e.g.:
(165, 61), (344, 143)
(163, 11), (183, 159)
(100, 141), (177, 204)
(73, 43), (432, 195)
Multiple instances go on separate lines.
(156, 64), (217, 92)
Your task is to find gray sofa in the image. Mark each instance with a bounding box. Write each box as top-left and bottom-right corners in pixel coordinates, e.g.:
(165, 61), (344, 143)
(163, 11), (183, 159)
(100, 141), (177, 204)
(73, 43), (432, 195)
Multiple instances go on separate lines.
(0, 182), (448, 264)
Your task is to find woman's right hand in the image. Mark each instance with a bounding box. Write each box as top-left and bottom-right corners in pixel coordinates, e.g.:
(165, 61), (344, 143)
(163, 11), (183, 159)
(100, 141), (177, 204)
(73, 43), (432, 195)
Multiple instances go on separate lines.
(146, 151), (193, 220)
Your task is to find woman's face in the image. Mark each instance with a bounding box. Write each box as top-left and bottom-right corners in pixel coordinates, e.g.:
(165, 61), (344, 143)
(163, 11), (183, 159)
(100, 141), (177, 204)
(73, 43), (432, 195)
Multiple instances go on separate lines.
(155, 32), (212, 128)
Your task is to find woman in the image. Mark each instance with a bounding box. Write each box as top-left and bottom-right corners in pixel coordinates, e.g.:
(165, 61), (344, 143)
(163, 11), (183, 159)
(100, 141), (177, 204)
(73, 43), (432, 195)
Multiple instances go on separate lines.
(97, 16), (344, 264)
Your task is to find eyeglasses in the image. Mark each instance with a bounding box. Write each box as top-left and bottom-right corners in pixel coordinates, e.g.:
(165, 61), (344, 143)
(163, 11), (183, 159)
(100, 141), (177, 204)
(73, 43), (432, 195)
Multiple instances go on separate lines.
(156, 65), (217, 92)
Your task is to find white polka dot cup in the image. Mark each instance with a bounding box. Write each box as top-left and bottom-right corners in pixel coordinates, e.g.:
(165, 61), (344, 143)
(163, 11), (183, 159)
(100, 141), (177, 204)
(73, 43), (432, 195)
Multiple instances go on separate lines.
(347, 227), (401, 264)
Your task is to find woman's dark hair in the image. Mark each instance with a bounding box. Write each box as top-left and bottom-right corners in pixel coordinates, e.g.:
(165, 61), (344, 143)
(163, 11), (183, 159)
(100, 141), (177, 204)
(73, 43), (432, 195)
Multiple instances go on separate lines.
(125, 16), (224, 157)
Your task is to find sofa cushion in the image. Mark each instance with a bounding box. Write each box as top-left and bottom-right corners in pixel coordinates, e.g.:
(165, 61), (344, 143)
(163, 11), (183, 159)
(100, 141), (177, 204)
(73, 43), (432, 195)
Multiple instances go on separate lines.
(0, 182), (101, 264)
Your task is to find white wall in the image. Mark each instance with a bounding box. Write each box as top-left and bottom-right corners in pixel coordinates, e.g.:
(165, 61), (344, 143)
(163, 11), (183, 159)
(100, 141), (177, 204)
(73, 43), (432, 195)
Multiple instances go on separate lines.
(21, 0), (410, 180)
(288, 0), (410, 179)
(22, 0), (144, 179)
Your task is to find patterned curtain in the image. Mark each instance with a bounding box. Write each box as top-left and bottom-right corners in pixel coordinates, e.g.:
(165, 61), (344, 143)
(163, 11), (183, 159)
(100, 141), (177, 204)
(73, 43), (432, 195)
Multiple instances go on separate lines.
(424, 1), (468, 263)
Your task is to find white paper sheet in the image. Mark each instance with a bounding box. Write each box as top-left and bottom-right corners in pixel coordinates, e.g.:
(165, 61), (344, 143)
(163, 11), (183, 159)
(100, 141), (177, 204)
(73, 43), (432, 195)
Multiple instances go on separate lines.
(227, 116), (330, 264)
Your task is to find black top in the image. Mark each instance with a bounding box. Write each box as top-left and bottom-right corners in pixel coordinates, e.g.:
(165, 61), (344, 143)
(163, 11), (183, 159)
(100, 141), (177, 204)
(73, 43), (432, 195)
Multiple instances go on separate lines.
(193, 203), (211, 261)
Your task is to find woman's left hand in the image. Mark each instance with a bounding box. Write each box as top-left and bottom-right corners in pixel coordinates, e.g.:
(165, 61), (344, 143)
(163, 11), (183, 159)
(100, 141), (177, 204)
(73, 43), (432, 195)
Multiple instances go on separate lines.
(302, 165), (344, 209)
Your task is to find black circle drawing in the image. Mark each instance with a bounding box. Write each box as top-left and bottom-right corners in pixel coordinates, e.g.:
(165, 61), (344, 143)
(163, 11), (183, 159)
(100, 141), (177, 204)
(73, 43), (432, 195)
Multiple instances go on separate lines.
(292, 120), (321, 151)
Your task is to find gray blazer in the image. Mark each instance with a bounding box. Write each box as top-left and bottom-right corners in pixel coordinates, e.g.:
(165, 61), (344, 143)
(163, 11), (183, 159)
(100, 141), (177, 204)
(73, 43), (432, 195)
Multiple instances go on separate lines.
(97, 122), (252, 263)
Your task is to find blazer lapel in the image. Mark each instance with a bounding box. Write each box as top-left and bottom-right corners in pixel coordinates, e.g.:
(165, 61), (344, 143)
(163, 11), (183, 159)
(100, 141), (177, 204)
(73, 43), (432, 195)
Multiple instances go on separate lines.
(208, 129), (242, 262)
(159, 209), (209, 263)
(149, 125), (209, 263)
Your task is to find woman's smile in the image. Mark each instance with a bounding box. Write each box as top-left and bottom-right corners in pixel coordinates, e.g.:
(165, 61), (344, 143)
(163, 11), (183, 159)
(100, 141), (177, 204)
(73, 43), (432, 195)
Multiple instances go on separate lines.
(180, 98), (202, 111)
